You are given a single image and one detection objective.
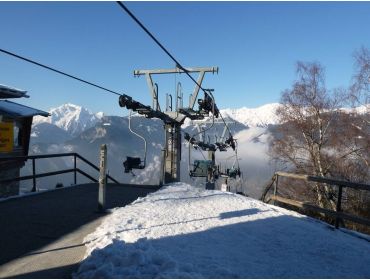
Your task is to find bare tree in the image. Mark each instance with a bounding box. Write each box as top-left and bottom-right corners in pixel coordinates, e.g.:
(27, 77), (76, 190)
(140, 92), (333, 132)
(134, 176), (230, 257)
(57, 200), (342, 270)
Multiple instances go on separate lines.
(270, 61), (369, 211)
(351, 47), (370, 115)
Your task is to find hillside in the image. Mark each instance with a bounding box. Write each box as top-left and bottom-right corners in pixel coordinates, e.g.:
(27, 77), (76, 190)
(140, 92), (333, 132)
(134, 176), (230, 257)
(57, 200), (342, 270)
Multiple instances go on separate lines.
(74, 183), (370, 278)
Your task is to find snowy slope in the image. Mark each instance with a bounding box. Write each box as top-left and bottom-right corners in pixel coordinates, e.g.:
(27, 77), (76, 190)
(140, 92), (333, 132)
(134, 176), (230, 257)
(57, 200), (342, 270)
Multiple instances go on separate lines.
(33, 103), (104, 136)
(220, 103), (369, 127)
(75, 183), (370, 278)
(220, 103), (281, 127)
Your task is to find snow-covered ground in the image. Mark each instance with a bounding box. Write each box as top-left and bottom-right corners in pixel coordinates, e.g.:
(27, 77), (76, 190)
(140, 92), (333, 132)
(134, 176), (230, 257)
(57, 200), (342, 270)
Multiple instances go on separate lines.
(74, 183), (370, 278)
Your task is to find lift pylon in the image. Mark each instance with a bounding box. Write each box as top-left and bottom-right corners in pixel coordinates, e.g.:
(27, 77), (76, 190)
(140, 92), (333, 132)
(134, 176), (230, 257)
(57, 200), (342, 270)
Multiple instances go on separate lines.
(132, 66), (218, 183)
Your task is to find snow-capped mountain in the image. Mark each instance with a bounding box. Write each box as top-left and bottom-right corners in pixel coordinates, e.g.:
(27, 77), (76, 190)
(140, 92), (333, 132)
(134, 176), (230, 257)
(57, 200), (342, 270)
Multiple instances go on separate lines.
(220, 103), (281, 127)
(220, 103), (369, 127)
(33, 103), (104, 136)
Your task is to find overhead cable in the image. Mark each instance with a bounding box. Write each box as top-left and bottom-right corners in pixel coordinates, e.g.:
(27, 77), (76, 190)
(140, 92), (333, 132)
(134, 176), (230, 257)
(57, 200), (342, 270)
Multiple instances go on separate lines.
(0, 48), (122, 96)
(116, 1), (233, 136)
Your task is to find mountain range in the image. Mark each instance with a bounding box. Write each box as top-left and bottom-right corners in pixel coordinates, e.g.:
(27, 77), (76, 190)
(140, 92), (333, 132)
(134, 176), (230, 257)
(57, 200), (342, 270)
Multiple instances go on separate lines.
(32, 103), (280, 135)
(26, 102), (367, 198)
(25, 103), (281, 197)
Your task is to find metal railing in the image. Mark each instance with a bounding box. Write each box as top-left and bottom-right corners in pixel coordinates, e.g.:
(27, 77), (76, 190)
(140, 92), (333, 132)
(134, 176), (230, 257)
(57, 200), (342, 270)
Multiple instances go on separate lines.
(0, 153), (119, 192)
(261, 171), (370, 229)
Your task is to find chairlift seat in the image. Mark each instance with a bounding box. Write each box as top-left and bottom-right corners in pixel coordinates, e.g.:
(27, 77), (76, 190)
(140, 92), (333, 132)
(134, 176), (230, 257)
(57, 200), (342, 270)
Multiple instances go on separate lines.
(227, 168), (241, 179)
(216, 142), (228, 151)
(189, 160), (213, 177)
(123, 156), (144, 173)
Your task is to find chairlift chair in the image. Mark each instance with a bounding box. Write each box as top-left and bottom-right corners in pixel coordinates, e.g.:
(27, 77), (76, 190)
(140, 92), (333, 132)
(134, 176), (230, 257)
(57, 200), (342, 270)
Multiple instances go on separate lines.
(189, 159), (214, 177)
(227, 167), (241, 179)
(123, 110), (147, 174)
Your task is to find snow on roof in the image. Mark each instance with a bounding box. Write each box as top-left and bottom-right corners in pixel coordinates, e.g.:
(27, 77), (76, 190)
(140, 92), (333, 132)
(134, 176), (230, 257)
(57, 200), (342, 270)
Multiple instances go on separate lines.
(74, 183), (370, 278)
(0, 84), (29, 99)
(0, 100), (49, 118)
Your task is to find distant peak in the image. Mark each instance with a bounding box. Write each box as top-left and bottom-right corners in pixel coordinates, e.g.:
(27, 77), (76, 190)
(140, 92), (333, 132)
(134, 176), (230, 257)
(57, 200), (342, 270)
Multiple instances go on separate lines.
(220, 103), (281, 127)
(95, 112), (105, 119)
(50, 103), (81, 111)
(222, 103), (281, 111)
(33, 103), (101, 136)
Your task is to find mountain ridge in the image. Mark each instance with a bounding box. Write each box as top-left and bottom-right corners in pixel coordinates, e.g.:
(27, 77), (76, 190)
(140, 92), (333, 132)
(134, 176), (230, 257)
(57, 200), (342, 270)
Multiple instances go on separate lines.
(33, 103), (104, 137)
(33, 103), (282, 134)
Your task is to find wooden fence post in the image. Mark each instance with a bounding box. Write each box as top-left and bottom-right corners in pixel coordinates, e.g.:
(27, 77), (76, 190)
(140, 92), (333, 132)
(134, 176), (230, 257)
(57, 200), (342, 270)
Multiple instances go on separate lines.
(335, 185), (343, 229)
(74, 154), (77, 185)
(160, 149), (166, 186)
(31, 158), (36, 192)
(273, 175), (279, 205)
(98, 144), (107, 212)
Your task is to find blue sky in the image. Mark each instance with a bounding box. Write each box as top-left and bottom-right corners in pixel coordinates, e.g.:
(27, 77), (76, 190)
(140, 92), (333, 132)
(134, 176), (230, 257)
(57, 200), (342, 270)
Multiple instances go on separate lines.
(1, 1), (369, 115)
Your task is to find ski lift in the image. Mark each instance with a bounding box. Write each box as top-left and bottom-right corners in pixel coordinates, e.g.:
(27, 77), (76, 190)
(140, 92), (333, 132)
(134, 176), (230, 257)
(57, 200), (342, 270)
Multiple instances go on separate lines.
(215, 142), (228, 151)
(189, 160), (214, 177)
(198, 90), (220, 118)
(227, 167), (241, 179)
(123, 110), (147, 174)
(186, 93), (217, 177)
(225, 133), (236, 151)
(219, 155), (242, 178)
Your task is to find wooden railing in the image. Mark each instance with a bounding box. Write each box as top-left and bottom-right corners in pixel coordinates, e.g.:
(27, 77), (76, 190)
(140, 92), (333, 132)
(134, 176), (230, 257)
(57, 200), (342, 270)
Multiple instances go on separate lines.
(0, 153), (119, 192)
(261, 172), (370, 229)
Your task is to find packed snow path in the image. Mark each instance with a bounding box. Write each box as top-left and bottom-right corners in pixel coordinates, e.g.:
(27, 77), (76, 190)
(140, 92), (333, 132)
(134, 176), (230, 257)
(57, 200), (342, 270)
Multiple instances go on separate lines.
(75, 183), (370, 278)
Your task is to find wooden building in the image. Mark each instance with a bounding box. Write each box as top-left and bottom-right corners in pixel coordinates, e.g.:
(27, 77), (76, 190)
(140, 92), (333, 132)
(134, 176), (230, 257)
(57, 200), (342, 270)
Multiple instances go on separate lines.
(0, 84), (49, 197)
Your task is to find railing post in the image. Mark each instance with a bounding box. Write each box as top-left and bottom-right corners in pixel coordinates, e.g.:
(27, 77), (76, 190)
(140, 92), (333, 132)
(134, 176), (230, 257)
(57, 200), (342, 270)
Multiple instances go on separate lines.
(160, 149), (166, 186)
(273, 175), (279, 205)
(98, 144), (107, 213)
(335, 185), (343, 229)
(74, 154), (77, 185)
(31, 158), (36, 192)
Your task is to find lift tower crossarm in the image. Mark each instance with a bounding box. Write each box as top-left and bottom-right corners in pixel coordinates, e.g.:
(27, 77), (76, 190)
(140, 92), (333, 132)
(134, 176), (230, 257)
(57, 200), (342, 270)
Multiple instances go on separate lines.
(133, 66), (218, 113)
(133, 67), (218, 75)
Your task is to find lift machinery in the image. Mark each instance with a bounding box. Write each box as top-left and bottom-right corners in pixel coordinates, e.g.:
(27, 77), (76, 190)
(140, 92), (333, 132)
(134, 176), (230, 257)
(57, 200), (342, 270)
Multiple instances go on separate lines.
(119, 66), (218, 184)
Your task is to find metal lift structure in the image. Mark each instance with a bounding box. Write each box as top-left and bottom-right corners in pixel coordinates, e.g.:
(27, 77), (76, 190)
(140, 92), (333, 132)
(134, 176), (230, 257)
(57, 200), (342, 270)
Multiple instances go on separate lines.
(185, 119), (241, 190)
(119, 66), (218, 184)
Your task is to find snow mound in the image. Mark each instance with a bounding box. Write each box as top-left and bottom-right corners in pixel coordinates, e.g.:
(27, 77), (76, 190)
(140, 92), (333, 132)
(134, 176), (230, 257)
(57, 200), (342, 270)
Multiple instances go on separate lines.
(74, 183), (370, 278)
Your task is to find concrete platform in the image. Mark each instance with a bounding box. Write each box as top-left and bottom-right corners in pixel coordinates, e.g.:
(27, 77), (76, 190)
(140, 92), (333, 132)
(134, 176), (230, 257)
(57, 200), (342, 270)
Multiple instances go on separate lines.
(0, 183), (158, 278)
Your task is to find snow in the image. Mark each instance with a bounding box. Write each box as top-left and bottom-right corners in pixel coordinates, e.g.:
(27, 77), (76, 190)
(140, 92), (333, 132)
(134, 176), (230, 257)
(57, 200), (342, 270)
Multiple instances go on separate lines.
(129, 155), (162, 185)
(74, 183), (370, 278)
(218, 103), (368, 128)
(0, 83), (29, 98)
(33, 103), (101, 136)
(95, 111), (105, 119)
(340, 104), (369, 114)
(0, 100), (48, 117)
(220, 103), (281, 127)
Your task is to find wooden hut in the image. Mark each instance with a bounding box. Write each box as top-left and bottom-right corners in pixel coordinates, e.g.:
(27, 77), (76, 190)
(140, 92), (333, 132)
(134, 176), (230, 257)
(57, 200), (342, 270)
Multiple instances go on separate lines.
(0, 84), (48, 197)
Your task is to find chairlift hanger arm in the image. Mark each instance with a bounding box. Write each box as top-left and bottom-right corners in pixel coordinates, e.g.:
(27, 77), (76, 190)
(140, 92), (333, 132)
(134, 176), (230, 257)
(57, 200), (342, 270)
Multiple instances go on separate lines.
(123, 110), (148, 174)
(128, 110), (147, 166)
(189, 91), (216, 144)
(196, 124), (203, 142)
(219, 126), (228, 143)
